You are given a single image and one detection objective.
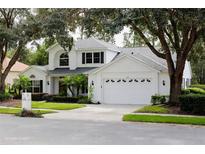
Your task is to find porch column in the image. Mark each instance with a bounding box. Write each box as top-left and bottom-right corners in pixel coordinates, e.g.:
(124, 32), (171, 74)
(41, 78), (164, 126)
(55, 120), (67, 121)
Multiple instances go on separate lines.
(47, 76), (54, 94)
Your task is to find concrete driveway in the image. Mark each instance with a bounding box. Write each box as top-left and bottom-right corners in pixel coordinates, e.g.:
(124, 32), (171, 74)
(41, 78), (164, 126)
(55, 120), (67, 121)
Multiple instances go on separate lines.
(44, 104), (143, 122)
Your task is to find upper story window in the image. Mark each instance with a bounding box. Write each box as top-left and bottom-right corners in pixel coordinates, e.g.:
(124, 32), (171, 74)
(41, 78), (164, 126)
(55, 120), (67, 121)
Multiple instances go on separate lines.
(82, 52), (104, 64)
(60, 53), (69, 66)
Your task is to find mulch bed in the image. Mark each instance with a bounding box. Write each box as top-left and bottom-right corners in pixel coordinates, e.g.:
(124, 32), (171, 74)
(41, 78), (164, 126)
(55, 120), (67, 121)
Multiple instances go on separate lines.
(163, 104), (204, 116)
(0, 99), (21, 107)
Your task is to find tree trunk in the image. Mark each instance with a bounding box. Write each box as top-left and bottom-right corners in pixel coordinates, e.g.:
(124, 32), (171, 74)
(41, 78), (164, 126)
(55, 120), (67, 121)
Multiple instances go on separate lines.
(0, 80), (5, 93)
(0, 74), (6, 94)
(169, 71), (183, 106)
(68, 86), (74, 97)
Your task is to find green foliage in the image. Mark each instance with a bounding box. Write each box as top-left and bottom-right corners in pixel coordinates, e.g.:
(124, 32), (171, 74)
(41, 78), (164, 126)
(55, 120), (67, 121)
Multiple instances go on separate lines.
(136, 105), (169, 114)
(189, 39), (205, 84)
(31, 93), (47, 101)
(88, 85), (94, 101)
(29, 43), (49, 65)
(52, 96), (79, 103)
(13, 75), (31, 92)
(0, 92), (12, 101)
(123, 114), (205, 125)
(0, 9), (81, 92)
(181, 89), (191, 95)
(61, 74), (88, 96)
(77, 96), (93, 104)
(191, 84), (205, 90)
(179, 94), (205, 115)
(187, 87), (205, 95)
(151, 95), (168, 105)
(82, 9), (205, 104)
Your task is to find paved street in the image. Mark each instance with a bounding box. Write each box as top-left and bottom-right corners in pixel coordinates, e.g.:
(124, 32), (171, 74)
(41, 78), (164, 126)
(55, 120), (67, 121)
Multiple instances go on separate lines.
(0, 104), (205, 145)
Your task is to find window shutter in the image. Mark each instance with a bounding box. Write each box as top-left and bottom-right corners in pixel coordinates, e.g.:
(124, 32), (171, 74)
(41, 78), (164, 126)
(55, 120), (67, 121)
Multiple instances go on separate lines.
(40, 80), (43, 93)
(82, 53), (85, 64)
(101, 52), (104, 63)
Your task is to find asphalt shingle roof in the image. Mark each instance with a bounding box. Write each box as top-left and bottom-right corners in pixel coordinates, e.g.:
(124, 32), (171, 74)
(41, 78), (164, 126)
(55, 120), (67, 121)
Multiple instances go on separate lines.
(48, 67), (97, 76)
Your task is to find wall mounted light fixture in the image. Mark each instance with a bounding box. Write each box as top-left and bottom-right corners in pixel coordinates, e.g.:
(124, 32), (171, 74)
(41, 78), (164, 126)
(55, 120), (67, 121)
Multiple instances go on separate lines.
(163, 80), (165, 86)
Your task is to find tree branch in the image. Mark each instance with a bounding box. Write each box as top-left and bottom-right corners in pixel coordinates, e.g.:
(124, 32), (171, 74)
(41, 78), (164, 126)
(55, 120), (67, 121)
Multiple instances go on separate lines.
(164, 27), (175, 48)
(169, 11), (180, 51)
(2, 41), (24, 81)
(128, 20), (166, 59)
(154, 17), (176, 75)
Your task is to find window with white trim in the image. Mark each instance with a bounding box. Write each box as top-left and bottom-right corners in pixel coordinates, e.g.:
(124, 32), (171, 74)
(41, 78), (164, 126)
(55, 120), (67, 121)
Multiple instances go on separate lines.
(60, 53), (69, 66)
(82, 52), (104, 64)
(29, 80), (43, 93)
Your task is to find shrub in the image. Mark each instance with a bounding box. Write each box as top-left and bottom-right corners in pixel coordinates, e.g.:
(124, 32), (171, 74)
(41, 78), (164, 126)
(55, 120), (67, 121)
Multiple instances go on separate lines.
(187, 87), (205, 95)
(136, 105), (169, 114)
(13, 94), (21, 100)
(77, 96), (93, 104)
(42, 94), (56, 102)
(31, 93), (47, 101)
(181, 89), (191, 95)
(52, 96), (79, 103)
(191, 84), (205, 90)
(151, 95), (168, 105)
(0, 92), (12, 101)
(179, 94), (205, 115)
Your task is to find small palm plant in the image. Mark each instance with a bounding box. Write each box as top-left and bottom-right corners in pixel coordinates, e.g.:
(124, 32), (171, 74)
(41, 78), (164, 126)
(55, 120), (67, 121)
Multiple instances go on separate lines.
(13, 75), (31, 93)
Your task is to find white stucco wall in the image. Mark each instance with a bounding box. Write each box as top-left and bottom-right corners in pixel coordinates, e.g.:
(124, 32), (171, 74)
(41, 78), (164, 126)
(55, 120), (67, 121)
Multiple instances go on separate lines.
(183, 61), (192, 79)
(158, 72), (170, 95)
(48, 44), (119, 70)
(22, 68), (48, 93)
(89, 56), (160, 104)
(105, 50), (118, 63)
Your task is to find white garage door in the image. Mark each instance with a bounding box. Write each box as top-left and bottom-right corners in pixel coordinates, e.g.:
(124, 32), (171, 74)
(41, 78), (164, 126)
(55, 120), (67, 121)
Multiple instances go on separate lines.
(103, 77), (156, 104)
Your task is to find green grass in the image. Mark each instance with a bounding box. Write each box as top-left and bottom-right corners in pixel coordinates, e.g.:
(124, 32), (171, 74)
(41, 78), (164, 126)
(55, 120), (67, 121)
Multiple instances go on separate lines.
(123, 114), (205, 125)
(16, 101), (86, 110)
(136, 105), (169, 114)
(0, 107), (55, 115)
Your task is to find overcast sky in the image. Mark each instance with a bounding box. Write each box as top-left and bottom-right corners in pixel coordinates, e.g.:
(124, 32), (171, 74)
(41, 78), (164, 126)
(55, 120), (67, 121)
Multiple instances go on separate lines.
(71, 27), (130, 47)
(28, 27), (130, 51)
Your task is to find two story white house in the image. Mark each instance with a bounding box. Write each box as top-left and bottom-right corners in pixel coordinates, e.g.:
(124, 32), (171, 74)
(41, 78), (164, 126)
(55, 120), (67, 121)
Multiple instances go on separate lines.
(21, 37), (192, 104)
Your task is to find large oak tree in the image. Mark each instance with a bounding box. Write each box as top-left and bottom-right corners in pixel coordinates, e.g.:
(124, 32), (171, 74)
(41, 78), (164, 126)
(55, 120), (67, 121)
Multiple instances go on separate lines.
(0, 8), (81, 93)
(81, 8), (205, 105)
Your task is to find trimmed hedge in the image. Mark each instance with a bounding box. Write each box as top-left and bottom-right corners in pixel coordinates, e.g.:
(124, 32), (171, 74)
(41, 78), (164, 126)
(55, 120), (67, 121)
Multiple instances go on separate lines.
(181, 89), (191, 95)
(13, 93), (47, 101)
(52, 96), (79, 103)
(31, 93), (47, 101)
(188, 88), (205, 95)
(0, 92), (12, 101)
(181, 88), (205, 95)
(77, 97), (93, 104)
(151, 95), (169, 105)
(179, 94), (205, 115)
(191, 84), (205, 90)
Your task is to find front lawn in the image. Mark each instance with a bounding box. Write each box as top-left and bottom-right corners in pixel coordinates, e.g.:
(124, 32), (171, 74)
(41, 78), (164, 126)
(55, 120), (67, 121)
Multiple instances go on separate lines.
(136, 105), (169, 114)
(16, 101), (86, 110)
(123, 114), (205, 125)
(0, 107), (55, 115)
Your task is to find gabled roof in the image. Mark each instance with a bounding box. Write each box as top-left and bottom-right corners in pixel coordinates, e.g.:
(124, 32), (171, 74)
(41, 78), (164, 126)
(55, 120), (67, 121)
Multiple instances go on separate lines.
(75, 37), (120, 52)
(3, 57), (29, 72)
(120, 47), (167, 67)
(21, 65), (48, 74)
(89, 53), (165, 75)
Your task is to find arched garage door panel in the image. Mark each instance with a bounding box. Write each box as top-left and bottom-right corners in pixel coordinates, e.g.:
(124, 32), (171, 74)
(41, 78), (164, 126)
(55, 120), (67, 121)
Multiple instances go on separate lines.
(103, 77), (156, 104)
